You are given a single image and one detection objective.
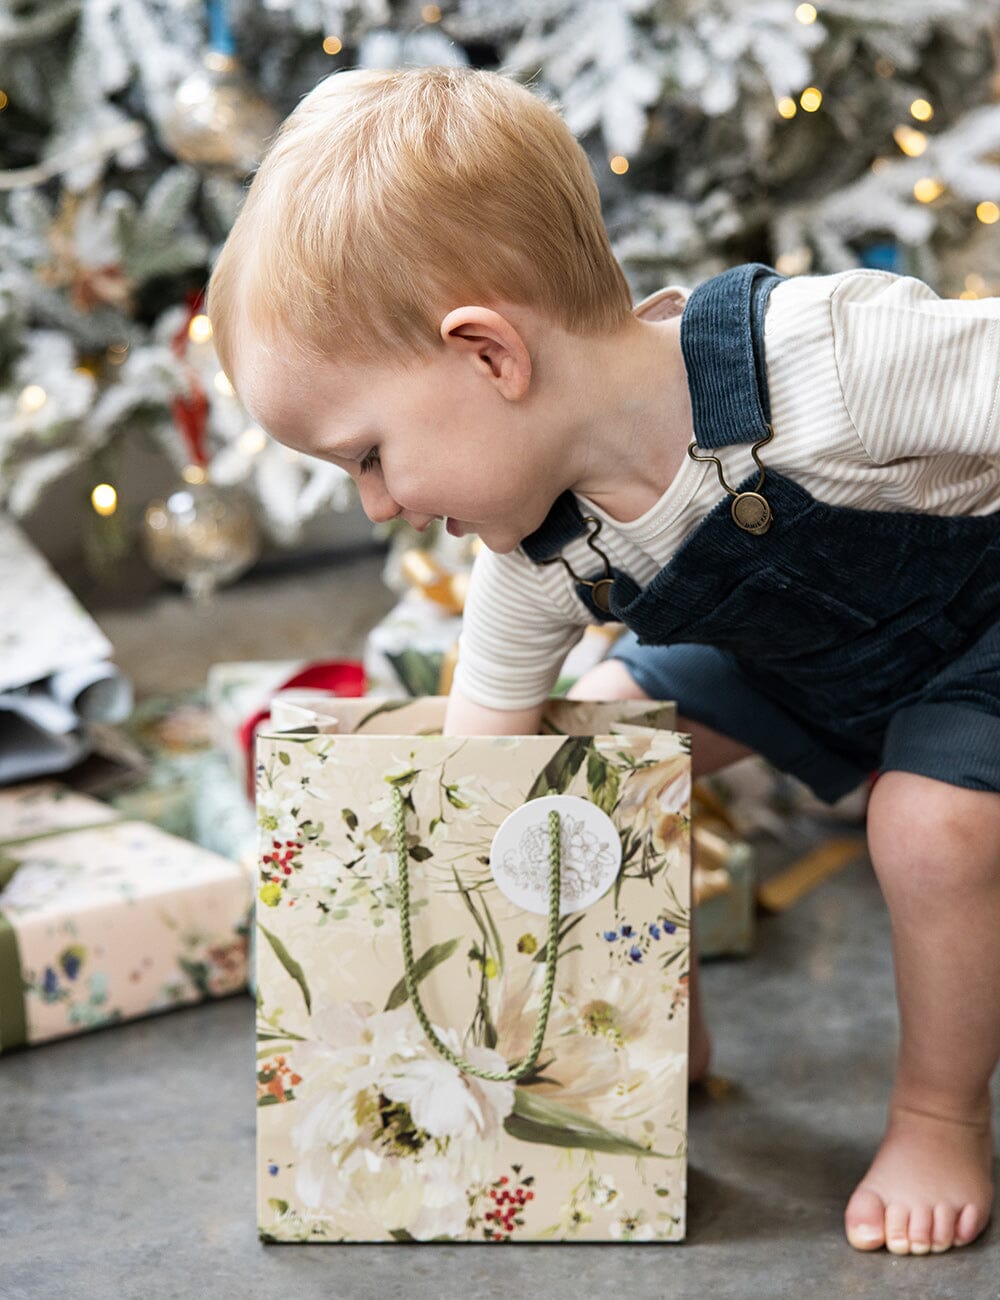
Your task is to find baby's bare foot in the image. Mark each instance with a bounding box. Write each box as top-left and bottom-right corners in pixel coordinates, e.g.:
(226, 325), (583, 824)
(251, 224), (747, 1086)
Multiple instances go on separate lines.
(844, 1096), (994, 1255)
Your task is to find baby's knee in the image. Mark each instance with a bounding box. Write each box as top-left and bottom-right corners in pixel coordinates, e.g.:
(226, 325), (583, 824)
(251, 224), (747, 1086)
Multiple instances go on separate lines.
(567, 658), (651, 702)
(867, 770), (1000, 893)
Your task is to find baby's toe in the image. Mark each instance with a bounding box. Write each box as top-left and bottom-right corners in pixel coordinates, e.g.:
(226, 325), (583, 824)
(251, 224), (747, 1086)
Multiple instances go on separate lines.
(884, 1202), (912, 1255)
(955, 1202), (986, 1247)
(931, 1202), (958, 1253)
(906, 1205), (933, 1255)
(844, 1186), (886, 1251)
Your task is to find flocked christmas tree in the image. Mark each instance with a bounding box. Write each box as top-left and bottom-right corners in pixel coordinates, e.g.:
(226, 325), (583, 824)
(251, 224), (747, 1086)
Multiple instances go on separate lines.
(1, 0), (999, 582)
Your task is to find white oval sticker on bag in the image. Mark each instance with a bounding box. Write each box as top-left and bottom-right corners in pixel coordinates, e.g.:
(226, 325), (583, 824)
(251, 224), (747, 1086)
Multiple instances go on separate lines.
(489, 794), (623, 917)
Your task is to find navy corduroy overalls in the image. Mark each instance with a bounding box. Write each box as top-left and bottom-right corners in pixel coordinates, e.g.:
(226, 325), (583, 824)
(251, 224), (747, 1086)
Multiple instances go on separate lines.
(521, 264), (1000, 803)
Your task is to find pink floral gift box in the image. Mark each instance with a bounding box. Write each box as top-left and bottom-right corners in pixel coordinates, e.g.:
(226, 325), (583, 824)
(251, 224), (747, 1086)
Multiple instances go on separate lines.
(255, 697), (691, 1243)
(0, 781), (252, 1053)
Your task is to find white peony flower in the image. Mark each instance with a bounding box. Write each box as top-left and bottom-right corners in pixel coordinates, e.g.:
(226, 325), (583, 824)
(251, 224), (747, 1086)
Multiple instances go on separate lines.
(290, 1001), (515, 1239)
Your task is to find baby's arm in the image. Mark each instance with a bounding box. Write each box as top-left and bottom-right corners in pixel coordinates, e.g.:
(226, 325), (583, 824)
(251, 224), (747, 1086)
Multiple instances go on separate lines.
(443, 540), (587, 737)
(443, 685), (543, 736)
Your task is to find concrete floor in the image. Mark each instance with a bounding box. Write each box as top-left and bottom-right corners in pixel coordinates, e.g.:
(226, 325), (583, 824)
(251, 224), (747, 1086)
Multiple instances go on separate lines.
(2, 555), (998, 1298)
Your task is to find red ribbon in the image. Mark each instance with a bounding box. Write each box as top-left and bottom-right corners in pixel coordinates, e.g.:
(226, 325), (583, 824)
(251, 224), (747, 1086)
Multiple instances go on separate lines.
(240, 660), (366, 799)
(171, 291), (210, 468)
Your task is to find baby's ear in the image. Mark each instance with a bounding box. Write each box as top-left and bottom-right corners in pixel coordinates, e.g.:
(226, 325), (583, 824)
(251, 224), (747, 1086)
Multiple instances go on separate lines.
(439, 306), (531, 398)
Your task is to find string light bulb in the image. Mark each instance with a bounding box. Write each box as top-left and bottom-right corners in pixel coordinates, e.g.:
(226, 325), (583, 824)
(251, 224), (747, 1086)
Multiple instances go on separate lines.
(909, 98), (934, 122)
(188, 314), (213, 345)
(799, 87), (823, 112)
(91, 484), (118, 516)
(913, 177), (944, 203)
(182, 464), (208, 484)
(893, 125), (927, 157)
(322, 35), (342, 55)
(17, 384), (47, 415)
(795, 4), (818, 23)
(609, 155), (629, 174)
(421, 4), (441, 20)
(0, 91), (8, 111)
(976, 201), (999, 224)
(777, 97), (797, 119)
(957, 274), (983, 301)
(238, 425), (268, 455)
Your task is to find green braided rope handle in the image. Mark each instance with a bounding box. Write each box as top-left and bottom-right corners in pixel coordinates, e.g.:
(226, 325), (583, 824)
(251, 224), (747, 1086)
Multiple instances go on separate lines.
(392, 784), (561, 1082)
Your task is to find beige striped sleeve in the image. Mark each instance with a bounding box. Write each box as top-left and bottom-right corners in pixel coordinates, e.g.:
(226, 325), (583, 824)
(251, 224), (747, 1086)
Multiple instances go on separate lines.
(452, 544), (589, 711)
(830, 270), (1000, 461)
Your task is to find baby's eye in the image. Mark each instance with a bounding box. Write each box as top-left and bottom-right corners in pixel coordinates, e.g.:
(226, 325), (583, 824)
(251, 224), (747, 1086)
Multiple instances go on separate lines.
(358, 447), (380, 474)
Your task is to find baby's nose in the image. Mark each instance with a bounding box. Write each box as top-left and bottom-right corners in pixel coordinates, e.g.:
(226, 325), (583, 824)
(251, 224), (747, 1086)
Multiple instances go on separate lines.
(358, 480), (401, 525)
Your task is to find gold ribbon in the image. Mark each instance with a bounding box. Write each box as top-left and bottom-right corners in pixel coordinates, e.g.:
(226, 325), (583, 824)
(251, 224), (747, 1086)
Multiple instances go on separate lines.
(400, 548), (470, 616)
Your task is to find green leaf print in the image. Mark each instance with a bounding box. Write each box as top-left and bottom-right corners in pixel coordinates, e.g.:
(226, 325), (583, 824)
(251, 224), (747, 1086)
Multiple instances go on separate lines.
(527, 737), (590, 801)
(505, 1090), (669, 1159)
(585, 747), (620, 816)
(258, 923), (312, 1014)
(383, 937), (461, 1011)
(353, 699), (418, 730)
(385, 648), (443, 698)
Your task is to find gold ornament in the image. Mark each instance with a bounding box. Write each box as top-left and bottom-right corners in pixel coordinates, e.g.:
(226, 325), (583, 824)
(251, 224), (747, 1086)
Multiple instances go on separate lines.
(162, 51), (280, 176)
(143, 479), (260, 600)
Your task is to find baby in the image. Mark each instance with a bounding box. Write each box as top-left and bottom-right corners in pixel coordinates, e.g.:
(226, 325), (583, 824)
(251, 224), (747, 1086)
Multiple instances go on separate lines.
(207, 65), (1000, 1255)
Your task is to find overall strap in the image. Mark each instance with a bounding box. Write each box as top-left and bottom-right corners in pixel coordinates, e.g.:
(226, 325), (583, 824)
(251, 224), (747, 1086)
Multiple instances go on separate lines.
(681, 262), (784, 449)
(521, 262), (785, 564)
(521, 490), (589, 563)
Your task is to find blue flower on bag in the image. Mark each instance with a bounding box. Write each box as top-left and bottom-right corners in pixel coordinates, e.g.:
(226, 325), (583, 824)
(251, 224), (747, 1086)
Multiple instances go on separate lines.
(602, 916), (684, 968)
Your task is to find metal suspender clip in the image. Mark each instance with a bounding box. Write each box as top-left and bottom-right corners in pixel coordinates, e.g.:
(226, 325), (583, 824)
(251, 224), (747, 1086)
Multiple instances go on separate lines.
(537, 515), (615, 612)
(687, 424), (775, 535)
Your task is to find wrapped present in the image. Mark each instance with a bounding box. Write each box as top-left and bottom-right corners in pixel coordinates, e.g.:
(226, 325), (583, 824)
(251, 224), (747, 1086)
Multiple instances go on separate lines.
(364, 590), (463, 698)
(206, 659), (365, 798)
(255, 696), (690, 1244)
(0, 780), (252, 1053)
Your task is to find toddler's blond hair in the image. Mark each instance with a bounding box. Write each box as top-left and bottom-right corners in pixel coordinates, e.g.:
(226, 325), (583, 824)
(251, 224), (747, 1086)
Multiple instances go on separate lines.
(206, 65), (634, 379)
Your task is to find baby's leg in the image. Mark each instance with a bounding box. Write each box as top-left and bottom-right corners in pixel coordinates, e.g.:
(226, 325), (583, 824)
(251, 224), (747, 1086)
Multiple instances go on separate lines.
(844, 771), (999, 1255)
(567, 658), (754, 1082)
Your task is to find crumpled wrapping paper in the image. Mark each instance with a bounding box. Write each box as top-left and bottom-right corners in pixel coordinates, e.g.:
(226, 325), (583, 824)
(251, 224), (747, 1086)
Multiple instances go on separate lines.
(0, 514), (132, 784)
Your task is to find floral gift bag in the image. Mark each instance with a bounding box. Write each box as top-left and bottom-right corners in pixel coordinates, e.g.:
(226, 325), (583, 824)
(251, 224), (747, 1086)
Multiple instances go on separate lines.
(255, 697), (691, 1243)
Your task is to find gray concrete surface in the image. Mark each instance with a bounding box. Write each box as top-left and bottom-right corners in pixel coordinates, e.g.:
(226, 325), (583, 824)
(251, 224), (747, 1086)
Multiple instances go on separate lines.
(2, 557), (997, 1298)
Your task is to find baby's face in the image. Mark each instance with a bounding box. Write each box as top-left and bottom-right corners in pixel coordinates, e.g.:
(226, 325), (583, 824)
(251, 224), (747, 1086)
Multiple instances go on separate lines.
(232, 330), (562, 553)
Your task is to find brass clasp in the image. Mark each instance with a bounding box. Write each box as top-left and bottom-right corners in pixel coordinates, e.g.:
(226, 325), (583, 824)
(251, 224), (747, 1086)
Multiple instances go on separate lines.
(688, 425), (775, 535)
(538, 515), (615, 612)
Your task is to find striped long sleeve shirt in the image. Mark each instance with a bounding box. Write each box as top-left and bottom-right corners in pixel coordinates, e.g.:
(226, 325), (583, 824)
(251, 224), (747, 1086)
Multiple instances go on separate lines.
(453, 269), (1000, 712)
